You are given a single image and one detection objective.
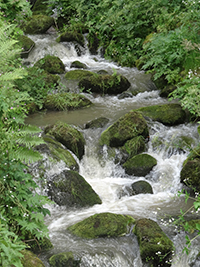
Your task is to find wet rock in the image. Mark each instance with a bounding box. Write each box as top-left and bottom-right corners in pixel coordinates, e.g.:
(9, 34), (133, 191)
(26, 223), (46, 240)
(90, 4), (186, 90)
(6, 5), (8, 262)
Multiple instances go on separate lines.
(34, 55), (65, 74)
(21, 15), (54, 34)
(160, 85), (177, 98)
(87, 32), (100, 55)
(18, 35), (35, 58)
(136, 103), (186, 126)
(48, 170), (102, 207)
(134, 218), (174, 267)
(44, 92), (92, 111)
(180, 159), (200, 193)
(49, 252), (80, 267)
(118, 92), (133, 99)
(130, 180), (153, 195)
(79, 73), (131, 95)
(70, 60), (87, 69)
(20, 250), (45, 267)
(85, 117), (109, 129)
(44, 121), (85, 160)
(99, 110), (149, 147)
(56, 31), (85, 47)
(123, 153), (157, 176)
(23, 233), (53, 253)
(67, 212), (135, 239)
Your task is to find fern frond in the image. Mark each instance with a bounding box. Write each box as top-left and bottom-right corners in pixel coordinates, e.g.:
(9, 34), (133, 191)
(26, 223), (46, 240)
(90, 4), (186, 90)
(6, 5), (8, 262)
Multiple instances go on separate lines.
(11, 146), (43, 163)
(16, 135), (44, 148)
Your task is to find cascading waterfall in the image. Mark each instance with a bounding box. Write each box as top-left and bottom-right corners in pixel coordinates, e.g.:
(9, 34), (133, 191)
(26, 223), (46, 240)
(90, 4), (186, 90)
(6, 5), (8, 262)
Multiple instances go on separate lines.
(25, 33), (200, 267)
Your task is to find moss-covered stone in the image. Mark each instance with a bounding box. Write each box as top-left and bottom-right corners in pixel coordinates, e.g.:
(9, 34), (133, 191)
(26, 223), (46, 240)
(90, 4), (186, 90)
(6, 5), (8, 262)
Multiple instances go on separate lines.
(48, 170), (102, 207)
(134, 218), (174, 266)
(180, 159), (200, 192)
(85, 117), (109, 129)
(21, 15), (54, 34)
(137, 103), (186, 126)
(131, 180), (153, 195)
(67, 212), (135, 239)
(20, 250), (45, 267)
(79, 73), (131, 95)
(34, 55), (65, 74)
(18, 35), (35, 58)
(44, 92), (92, 111)
(32, 0), (49, 15)
(49, 252), (80, 267)
(65, 70), (94, 81)
(70, 60), (87, 69)
(160, 85), (176, 98)
(86, 32), (100, 55)
(44, 121), (85, 160)
(99, 110), (149, 147)
(56, 31), (85, 47)
(123, 153), (157, 176)
(23, 232), (53, 253)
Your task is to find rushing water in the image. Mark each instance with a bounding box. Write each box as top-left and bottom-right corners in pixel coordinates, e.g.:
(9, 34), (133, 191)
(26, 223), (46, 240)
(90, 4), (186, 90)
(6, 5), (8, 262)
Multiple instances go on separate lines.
(25, 33), (200, 266)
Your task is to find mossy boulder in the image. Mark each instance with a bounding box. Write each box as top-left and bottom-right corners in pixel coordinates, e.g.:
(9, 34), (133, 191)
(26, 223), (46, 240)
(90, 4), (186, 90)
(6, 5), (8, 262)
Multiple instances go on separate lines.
(87, 32), (100, 55)
(18, 35), (35, 58)
(20, 250), (45, 267)
(99, 110), (149, 147)
(21, 15), (54, 34)
(56, 31), (85, 47)
(44, 93), (92, 111)
(65, 70), (94, 81)
(41, 135), (79, 171)
(136, 103), (186, 126)
(34, 55), (65, 74)
(70, 60), (87, 69)
(119, 136), (146, 163)
(32, 0), (49, 15)
(44, 121), (85, 160)
(123, 153), (157, 176)
(49, 252), (80, 267)
(79, 73), (131, 95)
(160, 85), (177, 98)
(47, 170), (102, 207)
(67, 212), (135, 239)
(134, 218), (174, 267)
(85, 117), (109, 129)
(180, 159), (200, 192)
(23, 233), (53, 253)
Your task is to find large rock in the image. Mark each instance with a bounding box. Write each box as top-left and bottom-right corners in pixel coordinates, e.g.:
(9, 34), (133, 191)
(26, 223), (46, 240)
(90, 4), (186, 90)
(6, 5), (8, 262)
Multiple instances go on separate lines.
(20, 250), (45, 267)
(180, 159), (200, 192)
(131, 180), (153, 195)
(56, 31), (85, 47)
(99, 110), (149, 147)
(21, 15), (54, 34)
(18, 35), (35, 58)
(47, 170), (102, 207)
(44, 93), (92, 111)
(49, 252), (80, 267)
(44, 122), (85, 160)
(137, 103), (186, 126)
(34, 55), (65, 74)
(85, 117), (109, 129)
(67, 212), (135, 239)
(134, 218), (174, 267)
(79, 73), (131, 95)
(123, 153), (157, 176)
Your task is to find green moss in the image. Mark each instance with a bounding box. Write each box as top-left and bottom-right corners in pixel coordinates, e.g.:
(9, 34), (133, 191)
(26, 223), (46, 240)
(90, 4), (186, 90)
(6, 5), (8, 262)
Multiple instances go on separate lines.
(123, 153), (157, 176)
(134, 218), (174, 266)
(49, 252), (80, 267)
(99, 110), (149, 147)
(85, 117), (109, 129)
(120, 136), (146, 158)
(21, 15), (54, 34)
(18, 35), (35, 58)
(32, 0), (49, 15)
(71, 60), (87, 69)
(34, 55), (65, 74)
(20, 250), (45, 267)
(67, 212), (135, 239)
(44, 93), (92, 111)
(44, 121), (85, 160)
(136, 103), (186, 126)
(65, 70), (94, 81)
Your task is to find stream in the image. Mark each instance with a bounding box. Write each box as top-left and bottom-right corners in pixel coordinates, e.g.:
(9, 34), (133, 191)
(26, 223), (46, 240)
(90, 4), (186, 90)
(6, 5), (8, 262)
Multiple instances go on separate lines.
(25, 33), (200, 267)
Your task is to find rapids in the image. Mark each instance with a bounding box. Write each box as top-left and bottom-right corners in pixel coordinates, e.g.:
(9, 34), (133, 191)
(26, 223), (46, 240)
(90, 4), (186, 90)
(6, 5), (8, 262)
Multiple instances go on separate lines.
(25, 33), (200, 267)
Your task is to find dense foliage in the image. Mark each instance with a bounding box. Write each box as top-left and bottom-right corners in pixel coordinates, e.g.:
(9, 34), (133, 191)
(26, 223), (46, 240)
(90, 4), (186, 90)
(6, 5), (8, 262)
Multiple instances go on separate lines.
(0, 15), (51, 267)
